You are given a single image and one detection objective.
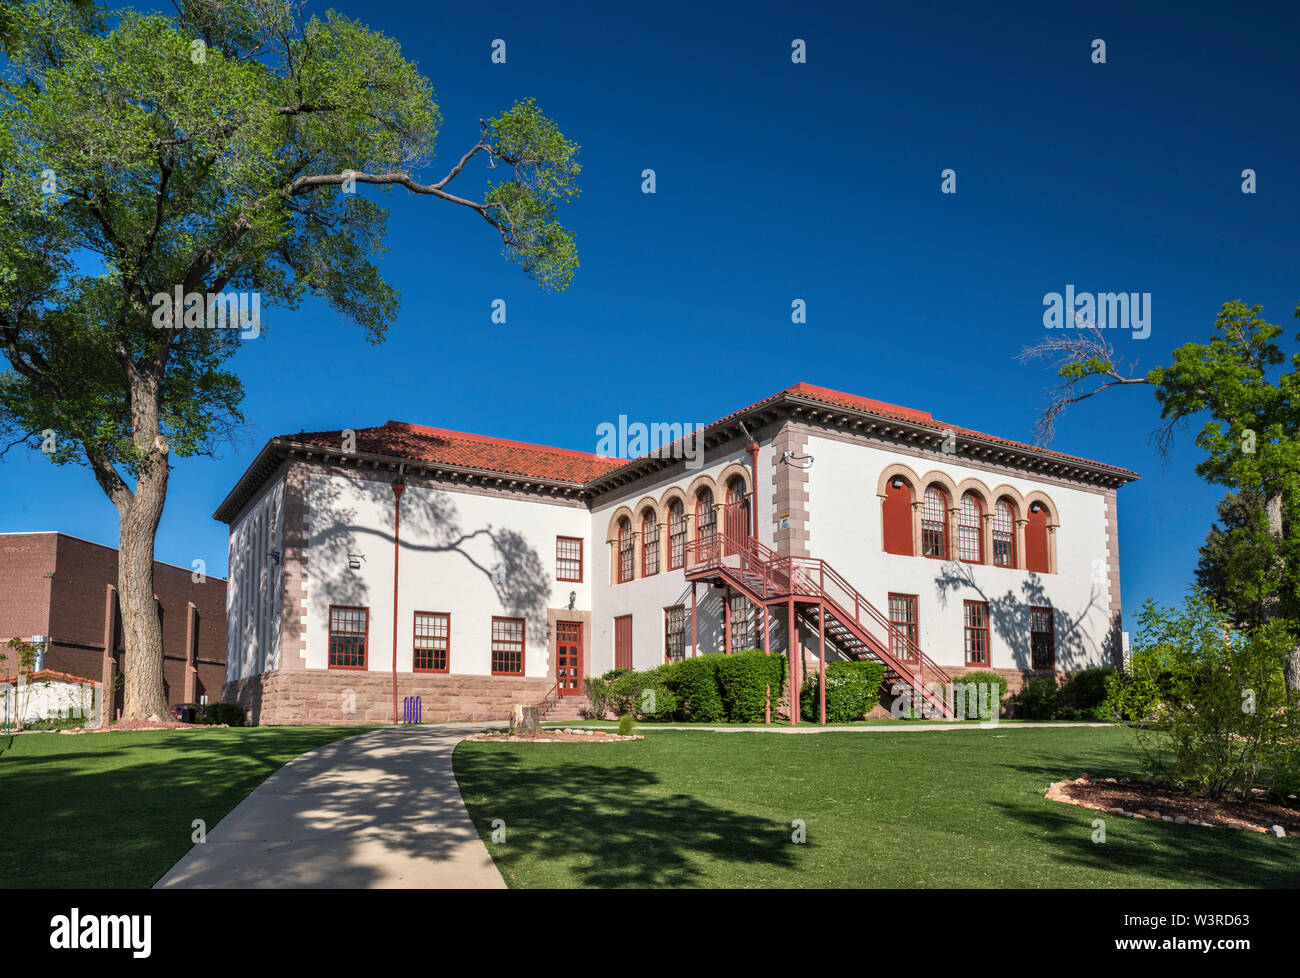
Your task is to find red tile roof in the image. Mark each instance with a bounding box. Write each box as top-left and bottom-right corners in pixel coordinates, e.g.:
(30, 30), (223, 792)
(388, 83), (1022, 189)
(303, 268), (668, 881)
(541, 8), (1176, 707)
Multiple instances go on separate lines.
(285, 421), (623, 484)
(274, 381), (1136, 491)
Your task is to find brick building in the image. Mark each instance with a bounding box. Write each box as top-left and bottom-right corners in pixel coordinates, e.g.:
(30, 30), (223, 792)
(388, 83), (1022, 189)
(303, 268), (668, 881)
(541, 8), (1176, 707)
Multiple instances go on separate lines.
(0, 532), (227, 721)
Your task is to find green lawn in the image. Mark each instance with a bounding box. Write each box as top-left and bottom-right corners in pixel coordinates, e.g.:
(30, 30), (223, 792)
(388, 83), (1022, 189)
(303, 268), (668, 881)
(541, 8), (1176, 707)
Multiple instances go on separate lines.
(0, 726), (372, 888)
(454, 727), (1300, 888)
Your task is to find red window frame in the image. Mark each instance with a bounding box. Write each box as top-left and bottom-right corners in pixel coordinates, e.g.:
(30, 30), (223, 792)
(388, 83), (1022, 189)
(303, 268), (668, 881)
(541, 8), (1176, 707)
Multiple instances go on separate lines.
(616, 517), (634, 583)
(413, 611), (450, 673)
(963, 600), (990, 666)
(922, 486), (948, 559)
(887, 593), (918, 660)
(664, 605), (686, 663)
(958, 492), (983, 563)
(992, 499), (1016, 567)
(490, 616), (525, 676)
(614, 614), (633, 671)
(1030, 606), (1056, 670)
(556, 536), (583, 583)
(328, 605), (369, 670)
(641, 511), (660, 577)
(667, 499), (686, 570)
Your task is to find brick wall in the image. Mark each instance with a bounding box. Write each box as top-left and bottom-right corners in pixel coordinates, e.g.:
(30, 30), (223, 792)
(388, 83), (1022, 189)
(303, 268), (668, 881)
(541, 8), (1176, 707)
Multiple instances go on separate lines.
(0, 533), (227, 709)
(223, 669), (555, 726)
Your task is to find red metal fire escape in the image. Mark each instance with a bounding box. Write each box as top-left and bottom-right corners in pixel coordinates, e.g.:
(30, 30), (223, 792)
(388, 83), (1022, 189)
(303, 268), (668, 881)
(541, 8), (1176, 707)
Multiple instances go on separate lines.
(684, 502), (955, 720)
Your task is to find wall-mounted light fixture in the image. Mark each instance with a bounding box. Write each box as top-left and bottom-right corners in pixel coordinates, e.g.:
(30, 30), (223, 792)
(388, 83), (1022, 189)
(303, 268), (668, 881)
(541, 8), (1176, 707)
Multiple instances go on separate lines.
(269, 550), (281, 565)
(568, 590), (577, 610)
(1029, 502), (1043, 514)
(780, 451), (815, 469)
(348, 553), (366, 570)
(891, 477), (905, 490)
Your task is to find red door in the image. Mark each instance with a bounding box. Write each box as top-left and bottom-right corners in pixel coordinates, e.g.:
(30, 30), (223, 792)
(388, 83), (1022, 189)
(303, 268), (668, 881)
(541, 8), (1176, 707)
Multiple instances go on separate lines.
(724, 479), (750, 555)
(556, 621), (583, 695)
(614, 615), (633, 671)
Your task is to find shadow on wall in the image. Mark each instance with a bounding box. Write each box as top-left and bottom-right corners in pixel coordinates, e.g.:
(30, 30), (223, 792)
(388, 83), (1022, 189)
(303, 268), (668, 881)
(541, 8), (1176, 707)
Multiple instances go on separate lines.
(933, 563), (1108, 671)
(306, 475), (552, 645)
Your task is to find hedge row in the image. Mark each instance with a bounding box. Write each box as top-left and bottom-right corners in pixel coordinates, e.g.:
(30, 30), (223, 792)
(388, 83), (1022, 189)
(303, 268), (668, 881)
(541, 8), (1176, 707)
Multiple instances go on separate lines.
(584, 649), (787, 722)
(799, 660), (887, 722)
(1014, 667), (1116, 720)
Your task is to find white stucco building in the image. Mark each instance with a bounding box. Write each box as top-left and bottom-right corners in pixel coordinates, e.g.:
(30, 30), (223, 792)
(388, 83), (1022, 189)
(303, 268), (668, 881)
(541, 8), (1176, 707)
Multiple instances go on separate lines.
(214, 383), (1136, 725)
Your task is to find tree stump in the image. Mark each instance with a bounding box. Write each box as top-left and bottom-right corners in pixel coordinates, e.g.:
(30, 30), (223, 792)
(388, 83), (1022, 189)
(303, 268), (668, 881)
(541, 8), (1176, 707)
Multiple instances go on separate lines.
(510, 705), (539, 736)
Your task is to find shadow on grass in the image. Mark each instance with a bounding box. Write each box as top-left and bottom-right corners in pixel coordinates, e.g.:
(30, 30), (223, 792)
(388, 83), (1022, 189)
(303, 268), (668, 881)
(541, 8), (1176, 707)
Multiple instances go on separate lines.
(991, 790), (1297, 888)
(454, 747), (799, 887)
(0, 726), (374, 888)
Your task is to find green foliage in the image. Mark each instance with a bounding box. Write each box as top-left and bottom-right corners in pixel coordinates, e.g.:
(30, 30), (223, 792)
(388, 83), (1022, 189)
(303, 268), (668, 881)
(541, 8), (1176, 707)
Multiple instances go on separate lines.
(799, 660), (886, 722)
(663, 655), (726, 722)
(1109, 594), (1295, 799)
(617, 714), (635, 736)
(200, 701), (244, 727)
(1056, 666), (1117, 720)
(947, 670), (1010, 720)
(1015, 676), (1059, 720)
(0, 0), (580, 502)
(717, 649), (785, 722)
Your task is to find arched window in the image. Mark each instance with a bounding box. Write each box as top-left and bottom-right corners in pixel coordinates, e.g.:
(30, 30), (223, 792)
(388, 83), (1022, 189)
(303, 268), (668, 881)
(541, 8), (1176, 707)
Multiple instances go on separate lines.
(667, 499), (686, 570)
(724, 477), (749, 554)
(1026, 502), (1051, 574)
(641, 509), (660, 577)
(958, 492), (983, 563)
(617, 516), (634, 583)
(696, 487), (716, 540)
(992, 498), (1016, 567)
(922, 486), (948, 559)
(882, 476), (914, 556)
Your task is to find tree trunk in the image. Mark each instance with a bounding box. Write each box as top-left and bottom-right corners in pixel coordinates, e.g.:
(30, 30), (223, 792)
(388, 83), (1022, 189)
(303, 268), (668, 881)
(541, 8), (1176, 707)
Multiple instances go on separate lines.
(1259, 489), (1300, 693)
(114, 380), (172, 723)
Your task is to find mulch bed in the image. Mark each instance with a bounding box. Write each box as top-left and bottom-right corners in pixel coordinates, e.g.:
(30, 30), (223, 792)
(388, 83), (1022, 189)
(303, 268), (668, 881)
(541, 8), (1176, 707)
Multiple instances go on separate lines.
(1046, 774), (1300, 836)
(466, 727), (641, 743)
(59, 720), (228, 734)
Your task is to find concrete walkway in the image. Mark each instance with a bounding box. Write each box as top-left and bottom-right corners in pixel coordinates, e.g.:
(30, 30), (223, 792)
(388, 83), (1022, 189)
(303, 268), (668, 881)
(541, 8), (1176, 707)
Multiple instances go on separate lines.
(155, 723), (506, 889)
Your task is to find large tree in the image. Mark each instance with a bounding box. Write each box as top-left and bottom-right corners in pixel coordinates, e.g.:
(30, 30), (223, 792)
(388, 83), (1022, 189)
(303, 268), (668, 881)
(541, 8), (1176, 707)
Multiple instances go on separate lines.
(0, 0), (581, 720)
(1021, 300), (1300, 691)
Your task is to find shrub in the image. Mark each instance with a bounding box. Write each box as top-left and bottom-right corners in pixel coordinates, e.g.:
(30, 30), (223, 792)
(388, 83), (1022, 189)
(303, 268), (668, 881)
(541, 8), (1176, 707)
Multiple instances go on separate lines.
(201, 702), (244, 726)
(662, 654), (725, 722)
(800, 660), (886, 722)
(717, 649), (785, 722)
(1056, 666), (1116, 720)
(617, 714), (636, 736)
(582, 676), (611, 719)
(611, 666), (678, 721)
(946, 670), (1010, 720)
(1112, 595), (1293, 800)
(1016, 676), (1059, 720)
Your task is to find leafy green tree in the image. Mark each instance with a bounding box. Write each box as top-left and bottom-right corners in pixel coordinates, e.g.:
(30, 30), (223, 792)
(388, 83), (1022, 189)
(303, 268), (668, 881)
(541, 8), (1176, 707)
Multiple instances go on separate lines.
(1108, 594), (1293, 800)
(1022, 300), (1300, 690)
(0, 0), (581, 720)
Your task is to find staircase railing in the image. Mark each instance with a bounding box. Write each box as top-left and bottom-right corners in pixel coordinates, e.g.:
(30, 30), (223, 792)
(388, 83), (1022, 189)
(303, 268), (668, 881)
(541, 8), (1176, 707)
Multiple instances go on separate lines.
(685, 504), (952, 689)
(537, 677), (562, 720)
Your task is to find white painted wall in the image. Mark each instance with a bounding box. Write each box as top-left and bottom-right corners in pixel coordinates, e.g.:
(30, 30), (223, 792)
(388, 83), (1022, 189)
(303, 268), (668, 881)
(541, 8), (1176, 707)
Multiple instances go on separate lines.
(300, 472), (590, 679)
(803, 435), (1115, 671)
(589, 445), (772, 672)
(226, 474), (285, 682)
(0, 677), (95, 724)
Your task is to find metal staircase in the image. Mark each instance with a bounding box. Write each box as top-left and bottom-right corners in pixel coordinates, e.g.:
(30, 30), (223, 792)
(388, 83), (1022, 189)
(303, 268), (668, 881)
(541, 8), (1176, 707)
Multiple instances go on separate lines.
(684, 506), (954, 719)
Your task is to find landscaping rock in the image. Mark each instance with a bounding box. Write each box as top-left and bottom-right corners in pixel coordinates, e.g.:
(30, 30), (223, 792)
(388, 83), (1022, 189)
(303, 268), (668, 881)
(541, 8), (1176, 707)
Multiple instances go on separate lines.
(1272, 825), (1287, 838)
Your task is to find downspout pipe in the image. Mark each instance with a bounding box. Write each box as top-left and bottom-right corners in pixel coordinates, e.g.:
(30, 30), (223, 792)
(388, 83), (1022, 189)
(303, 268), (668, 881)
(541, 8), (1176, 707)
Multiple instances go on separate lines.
(391, 466), (406, 725)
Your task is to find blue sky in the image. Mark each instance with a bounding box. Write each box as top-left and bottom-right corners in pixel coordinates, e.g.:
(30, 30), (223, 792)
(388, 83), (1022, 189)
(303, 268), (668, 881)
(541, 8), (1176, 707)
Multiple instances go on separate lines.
(3, 0), (1298, 623)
